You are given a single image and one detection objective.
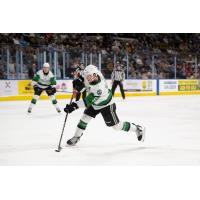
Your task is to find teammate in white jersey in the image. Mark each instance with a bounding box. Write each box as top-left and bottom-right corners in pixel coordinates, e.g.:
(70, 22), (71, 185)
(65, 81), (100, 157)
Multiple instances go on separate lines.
(28, 63), (61, 113)
(64, 65), (145, 145)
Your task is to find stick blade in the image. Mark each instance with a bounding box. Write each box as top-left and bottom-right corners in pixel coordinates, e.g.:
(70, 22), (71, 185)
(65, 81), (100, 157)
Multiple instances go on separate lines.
(55, 147), (62, 152)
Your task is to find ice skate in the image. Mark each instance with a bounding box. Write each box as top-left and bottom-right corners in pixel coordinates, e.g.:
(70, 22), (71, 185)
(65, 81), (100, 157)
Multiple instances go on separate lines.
(67, 133), (83, 146)
(28, 107), (32, 113)
(135, 125), (145, 142)
(56, 107), (61, 113)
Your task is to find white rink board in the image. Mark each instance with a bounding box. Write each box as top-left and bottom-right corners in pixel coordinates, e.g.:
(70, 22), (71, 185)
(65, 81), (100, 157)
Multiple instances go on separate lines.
(0, 95), (200, 165)
(0, 80), (18, 96)
(159, 80), (178, 92)
(0, 79), (157, 97)
(56, 80), (73, 94)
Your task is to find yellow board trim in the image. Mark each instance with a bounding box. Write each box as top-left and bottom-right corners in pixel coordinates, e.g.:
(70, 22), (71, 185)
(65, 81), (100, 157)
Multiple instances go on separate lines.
(0, 92), (157, 101)
(114, 92), (156, 97)
(2, 91), (200, 101)
(160, 91), (200, 95)
(0, 94), (71, 101)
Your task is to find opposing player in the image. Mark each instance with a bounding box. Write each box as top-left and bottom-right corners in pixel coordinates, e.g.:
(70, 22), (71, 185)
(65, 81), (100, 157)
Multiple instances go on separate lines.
(64, 64), (145, 145)
(72, 66), (86, 101)
(28, 62), (61, 113)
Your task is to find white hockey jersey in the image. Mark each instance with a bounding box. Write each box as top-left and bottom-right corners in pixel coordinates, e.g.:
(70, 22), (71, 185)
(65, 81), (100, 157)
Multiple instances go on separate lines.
(77, 70), (113, 110)
(32, 70), (56, 89)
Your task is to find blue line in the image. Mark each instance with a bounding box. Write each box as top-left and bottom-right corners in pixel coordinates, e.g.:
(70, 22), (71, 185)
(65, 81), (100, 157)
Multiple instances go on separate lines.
(156, 79), (160, 95)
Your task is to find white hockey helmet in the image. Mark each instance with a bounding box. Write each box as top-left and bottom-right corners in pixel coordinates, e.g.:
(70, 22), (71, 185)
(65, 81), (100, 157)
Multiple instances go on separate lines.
(43, 62), (50, 68)
(84, 65), (99, 83)
(84, 65), (98, 77)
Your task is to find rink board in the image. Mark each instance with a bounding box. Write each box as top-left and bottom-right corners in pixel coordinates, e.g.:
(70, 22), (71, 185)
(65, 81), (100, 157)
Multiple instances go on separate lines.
(0, 92), (157, 101)
(1, 79), (200, 101)
(0, 79), (157, 101)
(159, 79), (200, 95)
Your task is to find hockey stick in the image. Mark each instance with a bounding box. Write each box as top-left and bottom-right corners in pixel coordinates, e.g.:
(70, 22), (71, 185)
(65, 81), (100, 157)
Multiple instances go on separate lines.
(55, 95), (74, 152)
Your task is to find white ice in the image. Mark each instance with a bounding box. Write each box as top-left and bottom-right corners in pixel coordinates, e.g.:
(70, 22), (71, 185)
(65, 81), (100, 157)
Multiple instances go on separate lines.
(0, 95), (200, 165)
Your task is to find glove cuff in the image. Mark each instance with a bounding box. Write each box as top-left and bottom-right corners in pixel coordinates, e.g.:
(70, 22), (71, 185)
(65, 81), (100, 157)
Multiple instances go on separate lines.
(72, 102), (79, 109)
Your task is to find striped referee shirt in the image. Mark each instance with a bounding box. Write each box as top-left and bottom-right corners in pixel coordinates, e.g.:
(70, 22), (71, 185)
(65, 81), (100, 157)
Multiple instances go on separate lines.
(111, 69), (125, 81)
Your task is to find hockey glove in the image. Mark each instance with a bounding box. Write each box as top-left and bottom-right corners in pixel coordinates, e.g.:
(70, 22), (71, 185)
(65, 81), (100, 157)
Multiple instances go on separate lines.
(46, 86), (56, 94)
(51, 87), (56, 93)
(64, 102), (79, 113)
(33, 85), (40, 93)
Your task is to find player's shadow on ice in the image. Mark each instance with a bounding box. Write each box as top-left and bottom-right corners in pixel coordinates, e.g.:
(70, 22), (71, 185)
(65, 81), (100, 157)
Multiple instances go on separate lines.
(67, 143), (158, 157)
(101, 146), (150, 157)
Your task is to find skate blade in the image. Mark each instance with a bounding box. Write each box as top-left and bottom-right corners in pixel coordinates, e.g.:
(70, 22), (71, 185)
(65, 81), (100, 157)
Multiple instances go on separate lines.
(140, 127), (146, 142)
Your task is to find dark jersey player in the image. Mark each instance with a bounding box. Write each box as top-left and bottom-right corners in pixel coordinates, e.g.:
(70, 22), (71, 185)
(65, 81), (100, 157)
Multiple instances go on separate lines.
(72, 66), (86, 101)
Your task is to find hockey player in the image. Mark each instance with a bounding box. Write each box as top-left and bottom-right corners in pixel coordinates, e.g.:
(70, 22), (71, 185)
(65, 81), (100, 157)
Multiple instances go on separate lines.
(28, 62), (61, 113)
(72, 66), (86, 101)
(64, 64), (145, 145)
(79, 62), (85, 75)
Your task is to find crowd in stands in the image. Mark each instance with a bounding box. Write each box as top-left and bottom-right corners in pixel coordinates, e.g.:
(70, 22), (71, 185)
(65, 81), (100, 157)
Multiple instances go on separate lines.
(1, 33), (200, 79)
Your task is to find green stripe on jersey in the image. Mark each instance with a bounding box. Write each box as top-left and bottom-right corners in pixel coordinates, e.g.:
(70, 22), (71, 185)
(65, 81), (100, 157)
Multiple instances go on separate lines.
(50, 77), (56, 85)
(83, 93), (95, 108)
(33, 74), (40, 82)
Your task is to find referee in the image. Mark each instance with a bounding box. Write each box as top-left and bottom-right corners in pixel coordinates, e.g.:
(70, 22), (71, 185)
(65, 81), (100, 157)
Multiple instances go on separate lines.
(111, 62), (125, 99)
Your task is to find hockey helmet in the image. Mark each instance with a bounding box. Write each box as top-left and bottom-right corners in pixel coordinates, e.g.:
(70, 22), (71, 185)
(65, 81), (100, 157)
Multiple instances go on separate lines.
(84, 65), (99, 83)
(43, 62), (50, 68)
(84, 65), (98, 76)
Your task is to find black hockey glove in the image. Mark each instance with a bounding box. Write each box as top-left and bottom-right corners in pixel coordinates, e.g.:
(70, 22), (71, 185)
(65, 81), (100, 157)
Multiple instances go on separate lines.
(33, 85), (40, 93)
(51, 87), (56, 94)
(64, 102), (79, 113)
(46, 86), (56, 94)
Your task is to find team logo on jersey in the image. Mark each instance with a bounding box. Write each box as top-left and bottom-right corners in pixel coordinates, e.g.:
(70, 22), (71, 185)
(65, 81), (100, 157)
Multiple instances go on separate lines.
(97, 89), (102, 95)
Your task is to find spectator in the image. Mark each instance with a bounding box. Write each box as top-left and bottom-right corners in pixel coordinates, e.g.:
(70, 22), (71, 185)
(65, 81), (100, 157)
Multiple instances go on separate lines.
(28, 63), (37, 79)
(1, 33), (200, 79)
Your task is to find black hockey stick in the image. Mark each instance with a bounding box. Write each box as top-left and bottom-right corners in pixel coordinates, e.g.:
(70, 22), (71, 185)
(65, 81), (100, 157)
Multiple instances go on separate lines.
(55, 95), (74, 152)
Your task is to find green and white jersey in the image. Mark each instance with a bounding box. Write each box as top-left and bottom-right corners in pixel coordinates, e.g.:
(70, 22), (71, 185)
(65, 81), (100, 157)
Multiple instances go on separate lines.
(32, 70), (56, 89)
(82, 71), (113, 110)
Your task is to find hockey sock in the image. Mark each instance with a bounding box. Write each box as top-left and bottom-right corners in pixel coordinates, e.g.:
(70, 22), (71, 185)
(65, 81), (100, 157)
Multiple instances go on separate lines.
(77, 120), (88, 130)
(49, 95), (60, 110)
(112, 121), (137, 132)
(50, 95), (57, 104)
(74, 114), (92, 137)
(29, 95), (39, 108)
(74, 127), (85, 137)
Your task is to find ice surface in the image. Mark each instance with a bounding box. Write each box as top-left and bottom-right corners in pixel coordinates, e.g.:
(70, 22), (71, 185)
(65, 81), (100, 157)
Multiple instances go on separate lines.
(0, 95), (200, 165)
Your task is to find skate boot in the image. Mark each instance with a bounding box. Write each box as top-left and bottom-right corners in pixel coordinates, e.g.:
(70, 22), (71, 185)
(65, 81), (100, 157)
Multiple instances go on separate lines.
(56, 107), (61, 113)
(135, 124), (145, 142)
(67, 133), (83, 146)
(28, 107), (32, 113)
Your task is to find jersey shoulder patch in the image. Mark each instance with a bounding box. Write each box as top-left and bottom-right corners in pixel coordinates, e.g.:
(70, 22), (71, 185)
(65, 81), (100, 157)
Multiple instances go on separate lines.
(97, 89), (102, 95)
